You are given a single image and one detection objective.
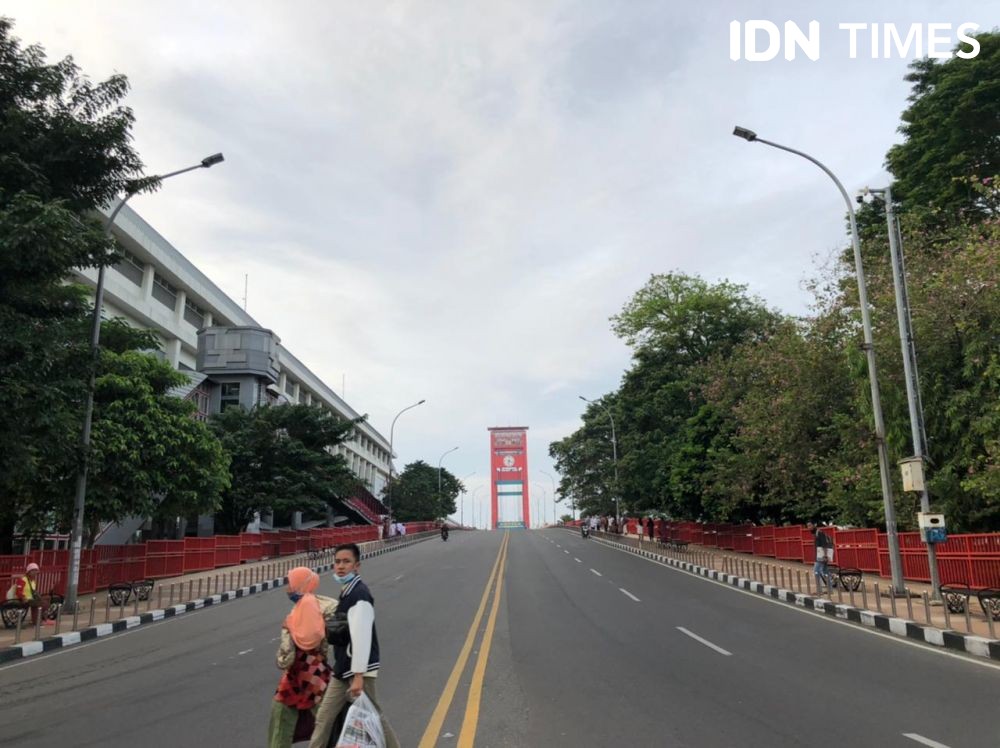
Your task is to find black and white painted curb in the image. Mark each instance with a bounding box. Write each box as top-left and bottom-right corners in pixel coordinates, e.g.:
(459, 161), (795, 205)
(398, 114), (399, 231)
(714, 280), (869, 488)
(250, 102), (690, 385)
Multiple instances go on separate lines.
(579, 531), (1000, 663)
(0, 533), (434, 665)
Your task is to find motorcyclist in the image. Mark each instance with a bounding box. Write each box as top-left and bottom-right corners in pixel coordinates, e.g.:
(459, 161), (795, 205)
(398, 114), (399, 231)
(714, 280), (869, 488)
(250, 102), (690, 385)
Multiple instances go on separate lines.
(440, 523), (449, 541)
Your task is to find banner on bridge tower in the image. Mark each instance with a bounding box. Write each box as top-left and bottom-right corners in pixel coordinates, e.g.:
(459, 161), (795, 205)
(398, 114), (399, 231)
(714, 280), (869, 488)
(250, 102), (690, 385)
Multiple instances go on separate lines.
(488, 427), (529, 529)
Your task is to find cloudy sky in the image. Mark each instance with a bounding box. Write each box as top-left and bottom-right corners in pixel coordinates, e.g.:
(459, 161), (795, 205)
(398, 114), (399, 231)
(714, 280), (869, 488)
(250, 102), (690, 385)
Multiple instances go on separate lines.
(7, 2), (997, 526)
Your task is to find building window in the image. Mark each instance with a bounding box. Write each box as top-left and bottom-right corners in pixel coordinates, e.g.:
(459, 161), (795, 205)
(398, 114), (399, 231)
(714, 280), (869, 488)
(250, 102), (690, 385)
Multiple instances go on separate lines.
(220, 382), (241, 411)
(284, 379), (294, 396)
(113, 249), (144, 286)
(183, 298), (205, 329)
(189, 384), (211, 422)
(152, 272), (178, 310)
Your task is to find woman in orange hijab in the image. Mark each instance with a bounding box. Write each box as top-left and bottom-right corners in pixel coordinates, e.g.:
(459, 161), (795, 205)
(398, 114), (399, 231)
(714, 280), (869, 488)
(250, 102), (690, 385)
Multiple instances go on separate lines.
(268, 567), (338, 747)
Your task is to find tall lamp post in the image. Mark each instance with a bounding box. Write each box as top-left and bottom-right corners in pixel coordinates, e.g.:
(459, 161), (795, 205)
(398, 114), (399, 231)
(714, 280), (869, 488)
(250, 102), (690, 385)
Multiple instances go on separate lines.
(386, 399), (426, 521)
(866, 185), (941, 597)
(540, 470), (557, 525)
(472, 486), (486, 529)
(732, 126), (905, 595)
(533, 485), (548, 528)
(437, 446), (459, 515)
(65, 153), (225, 612)
(580, 395), (620, 527)
(459, 471), (475, 527)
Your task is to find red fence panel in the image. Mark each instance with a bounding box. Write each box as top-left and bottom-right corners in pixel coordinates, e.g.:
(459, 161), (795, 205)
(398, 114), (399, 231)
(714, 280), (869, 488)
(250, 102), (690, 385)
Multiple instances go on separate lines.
(752, 526), (776, 557)
(123, 544), (147, 581)
(278, 531), (298, 557)
(183, 537), (216, 574)
(261, 533), (282, 559)
(295, 531), (310, 553)
(240, 533), (263, 563)
(732, 526), (754, 554)
(214, 535), (242, 568)
(146, 540), (185, 578)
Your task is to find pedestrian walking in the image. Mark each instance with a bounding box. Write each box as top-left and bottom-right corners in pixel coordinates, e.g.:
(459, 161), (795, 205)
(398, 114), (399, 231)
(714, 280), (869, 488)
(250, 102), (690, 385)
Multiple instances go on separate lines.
(807, 522), (835, 595)
(309, 543), (400, 748)
(647, 518), (655, 542)
(268, 567), (338, 747)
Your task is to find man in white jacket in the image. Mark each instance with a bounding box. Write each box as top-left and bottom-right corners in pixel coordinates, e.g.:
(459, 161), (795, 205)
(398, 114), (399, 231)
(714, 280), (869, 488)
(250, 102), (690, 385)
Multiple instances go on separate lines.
(309, 543), (400, 748)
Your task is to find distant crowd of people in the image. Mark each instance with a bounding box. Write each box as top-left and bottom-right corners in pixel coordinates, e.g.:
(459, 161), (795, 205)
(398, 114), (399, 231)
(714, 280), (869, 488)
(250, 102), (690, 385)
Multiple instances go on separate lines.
(583, 514), (667, 542)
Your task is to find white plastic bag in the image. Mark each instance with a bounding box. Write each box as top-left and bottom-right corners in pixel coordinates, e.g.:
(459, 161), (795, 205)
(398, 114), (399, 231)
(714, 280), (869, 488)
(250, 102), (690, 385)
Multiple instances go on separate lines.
(335, 692), (385, 748)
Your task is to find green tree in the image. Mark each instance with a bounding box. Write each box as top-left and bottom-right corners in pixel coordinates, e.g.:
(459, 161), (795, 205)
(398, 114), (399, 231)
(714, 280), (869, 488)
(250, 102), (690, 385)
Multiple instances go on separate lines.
(886, 33), (1000, 223)
(209, 404), (359, 533)
(0, 19), (149, 551)
(388, 461), (461, 522)
(9, 321), (232, 546)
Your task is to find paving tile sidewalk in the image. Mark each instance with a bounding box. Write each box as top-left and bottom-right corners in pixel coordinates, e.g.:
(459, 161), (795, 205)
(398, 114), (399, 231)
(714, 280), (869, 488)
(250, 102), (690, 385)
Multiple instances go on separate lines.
(597, 530), (999, 640)
(0, 532), (433, 649)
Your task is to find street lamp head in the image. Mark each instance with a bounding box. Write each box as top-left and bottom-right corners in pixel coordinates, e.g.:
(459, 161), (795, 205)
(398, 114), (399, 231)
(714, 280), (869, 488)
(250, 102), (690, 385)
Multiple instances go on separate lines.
(418, 399), (426, 405)
(579, 395), (589, 402)
(732, 126), (757, 142)
(201, 153), (225, 168)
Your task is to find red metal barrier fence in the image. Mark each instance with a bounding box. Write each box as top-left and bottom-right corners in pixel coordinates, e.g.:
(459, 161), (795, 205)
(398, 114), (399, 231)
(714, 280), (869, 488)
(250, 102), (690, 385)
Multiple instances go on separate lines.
(650, 520), (1000, 588)
(0, 523), (415, 598)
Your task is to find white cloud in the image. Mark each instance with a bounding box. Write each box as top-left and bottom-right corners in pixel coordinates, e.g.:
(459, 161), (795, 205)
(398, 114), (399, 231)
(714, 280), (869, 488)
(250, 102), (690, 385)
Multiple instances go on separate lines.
(6, 1), (996, 524)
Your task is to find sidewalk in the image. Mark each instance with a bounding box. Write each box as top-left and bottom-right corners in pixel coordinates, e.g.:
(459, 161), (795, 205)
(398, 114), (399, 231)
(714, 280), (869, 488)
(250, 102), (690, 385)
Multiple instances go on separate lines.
(599, 531), (999, 641)
(1, 532), (434, 649)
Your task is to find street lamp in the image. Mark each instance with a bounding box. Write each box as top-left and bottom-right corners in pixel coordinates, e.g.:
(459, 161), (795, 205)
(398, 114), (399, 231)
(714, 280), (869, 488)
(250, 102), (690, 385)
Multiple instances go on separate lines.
(437, 446), (459, 517)
(580, 395), (620, 527)
(65, 153), (225, 612)
(459, 471), (475, 527)
(865, 185), (941, 597)
(386, 399), (426, 520)
(540, 469), (557, 525)
(732, 126), (905, 594)
(533, 484), (548, 529)
(472, 485), (486, 529)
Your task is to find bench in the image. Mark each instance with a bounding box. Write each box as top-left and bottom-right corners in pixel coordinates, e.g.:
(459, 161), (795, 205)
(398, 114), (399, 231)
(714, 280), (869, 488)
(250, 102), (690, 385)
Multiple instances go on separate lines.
(107, 580), (155, 607)
(826, 564), (863, 592)
(939, 584), (1000, 620)
(1, 594), (64, 628)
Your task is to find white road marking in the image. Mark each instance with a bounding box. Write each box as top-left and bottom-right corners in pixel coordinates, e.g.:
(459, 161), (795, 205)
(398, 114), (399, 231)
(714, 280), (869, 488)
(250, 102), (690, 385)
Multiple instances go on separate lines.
(574, 558), (581, 563)
(903, 734), (951, 748)
(563, 528), (1000, 673)
(556, 544), (561, 548)
(620, 588), (640, 602)
(676, 627), (732, 656)
(394, 575), (404, 581)
(564, 550), (569, 554)
(590, 569), (602, 577)
(237, 648), (254, 656)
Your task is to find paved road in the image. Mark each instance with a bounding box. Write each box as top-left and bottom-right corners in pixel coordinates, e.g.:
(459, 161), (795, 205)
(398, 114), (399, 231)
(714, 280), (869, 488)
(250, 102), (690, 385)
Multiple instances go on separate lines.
(1, 529), (998, 747)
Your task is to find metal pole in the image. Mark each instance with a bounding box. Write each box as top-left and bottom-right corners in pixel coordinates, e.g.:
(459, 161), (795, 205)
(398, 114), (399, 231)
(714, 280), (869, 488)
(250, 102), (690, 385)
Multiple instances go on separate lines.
(734, 129), (905, 594)
(437, 446), (458, 520)
(64, 155), (224, 612)
(387, 399), (426, 521)
(879, 186), (942, 598)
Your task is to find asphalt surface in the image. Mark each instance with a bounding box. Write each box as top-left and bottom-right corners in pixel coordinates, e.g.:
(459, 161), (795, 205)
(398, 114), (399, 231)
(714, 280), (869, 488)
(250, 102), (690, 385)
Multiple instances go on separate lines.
(1, 529), (998, 747)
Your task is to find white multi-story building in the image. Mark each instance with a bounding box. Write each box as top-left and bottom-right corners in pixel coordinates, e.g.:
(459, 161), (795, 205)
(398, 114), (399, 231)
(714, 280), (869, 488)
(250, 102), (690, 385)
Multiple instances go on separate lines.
(71, 202), (390, 533)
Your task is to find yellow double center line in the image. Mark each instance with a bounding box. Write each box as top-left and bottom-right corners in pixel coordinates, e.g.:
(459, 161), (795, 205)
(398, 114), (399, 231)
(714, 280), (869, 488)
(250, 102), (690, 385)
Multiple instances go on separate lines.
(418, 532), (509, 748)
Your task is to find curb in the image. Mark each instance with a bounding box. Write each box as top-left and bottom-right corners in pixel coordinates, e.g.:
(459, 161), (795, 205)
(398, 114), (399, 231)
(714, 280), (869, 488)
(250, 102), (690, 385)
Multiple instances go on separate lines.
(0, 533), (434, 665)
(578, 531), (1000, 663)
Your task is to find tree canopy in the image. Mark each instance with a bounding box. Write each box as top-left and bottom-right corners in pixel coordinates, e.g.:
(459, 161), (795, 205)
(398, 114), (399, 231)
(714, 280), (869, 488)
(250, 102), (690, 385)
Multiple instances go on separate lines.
(886, 33), (1000, 223)
(209, 404), (360, 534)
(386, 461), (461, 522)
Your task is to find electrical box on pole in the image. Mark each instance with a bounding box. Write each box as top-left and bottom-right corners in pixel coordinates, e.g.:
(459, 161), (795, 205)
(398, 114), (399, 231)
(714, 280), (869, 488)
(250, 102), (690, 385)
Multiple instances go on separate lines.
(899, 456), (926, 492)
(917, 512), (946, 544)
